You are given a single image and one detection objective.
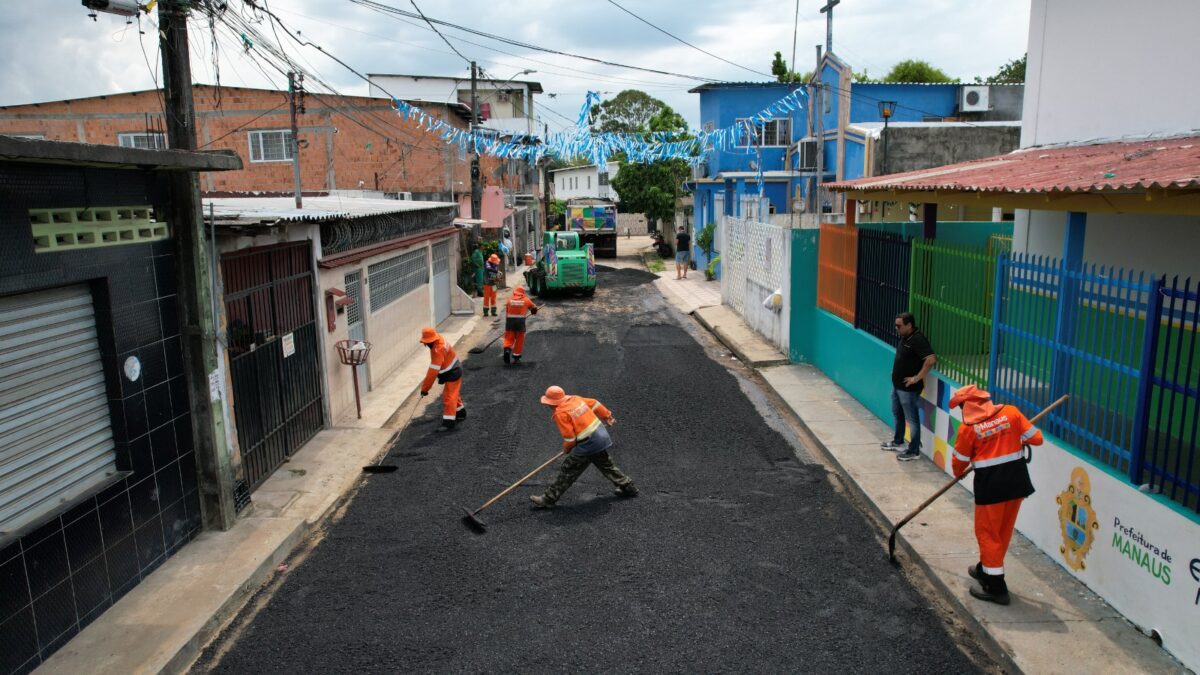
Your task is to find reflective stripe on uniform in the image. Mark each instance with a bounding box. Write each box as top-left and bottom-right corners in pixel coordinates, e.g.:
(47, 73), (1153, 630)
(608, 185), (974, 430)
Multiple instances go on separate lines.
(952, 448), (972, 463)
(573, 417), (602, 441)
(981, 564), (1004, 575)
(428, 364), (440, 371)
(973, 450), (1025, 469)
(439, 358), (459, 373)
(1020, 427), (1039, 441)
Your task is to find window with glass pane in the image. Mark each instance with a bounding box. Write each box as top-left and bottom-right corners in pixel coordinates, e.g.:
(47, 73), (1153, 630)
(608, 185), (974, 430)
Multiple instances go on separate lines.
(736, 118), (791, 147)
(118, 133), (167, 150)
(249, 130), (294, 162)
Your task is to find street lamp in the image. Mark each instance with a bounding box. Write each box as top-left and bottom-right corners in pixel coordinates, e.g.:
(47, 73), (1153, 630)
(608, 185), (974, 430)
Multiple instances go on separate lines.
(878, 100), (897, 175)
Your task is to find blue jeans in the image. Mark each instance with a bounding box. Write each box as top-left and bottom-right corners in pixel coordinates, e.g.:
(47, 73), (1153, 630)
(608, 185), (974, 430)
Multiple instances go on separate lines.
(891, 388), (922, 454)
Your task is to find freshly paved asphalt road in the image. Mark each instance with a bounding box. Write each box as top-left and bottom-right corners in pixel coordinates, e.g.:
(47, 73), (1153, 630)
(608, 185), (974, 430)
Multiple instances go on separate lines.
(196, 266), (992, 673)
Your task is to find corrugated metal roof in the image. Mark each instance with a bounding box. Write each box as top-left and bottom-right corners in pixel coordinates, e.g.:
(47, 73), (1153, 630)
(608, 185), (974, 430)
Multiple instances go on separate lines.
(828, 134), (1200, 194)
(206, 196), (455, 224)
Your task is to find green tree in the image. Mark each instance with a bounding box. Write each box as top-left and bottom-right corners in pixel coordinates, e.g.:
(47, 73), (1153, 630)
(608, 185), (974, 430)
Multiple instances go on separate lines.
(976, 54), (1026, 83)
(770, 51), (809, 84)
(852, 68), (872, 83)
(882, 59), (958, 83)
(607, 99), (691, 231)
(589, 90), (670, 134)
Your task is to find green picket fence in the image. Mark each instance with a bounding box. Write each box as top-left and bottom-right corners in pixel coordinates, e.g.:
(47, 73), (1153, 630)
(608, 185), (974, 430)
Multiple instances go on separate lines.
(909, 238), (999, 388)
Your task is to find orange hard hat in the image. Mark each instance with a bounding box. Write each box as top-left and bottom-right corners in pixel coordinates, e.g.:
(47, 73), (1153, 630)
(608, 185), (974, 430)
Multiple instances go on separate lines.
(540, 385), (566, 406)
(513, 286), (526, 298)
(949, 384), (1001, 424)
(419, 327), (439, 344)
(488, 254), (500, 264)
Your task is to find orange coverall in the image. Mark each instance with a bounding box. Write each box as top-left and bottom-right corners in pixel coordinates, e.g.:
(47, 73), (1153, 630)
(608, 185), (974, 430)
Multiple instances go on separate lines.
(503, 288), (538, 358)
(420, 336), (464, 420)
(952, 403), (1043, 578)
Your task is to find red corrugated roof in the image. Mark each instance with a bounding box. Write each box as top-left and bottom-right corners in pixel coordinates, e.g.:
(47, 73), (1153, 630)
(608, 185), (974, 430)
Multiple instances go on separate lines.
(828, 134), (1200, 195)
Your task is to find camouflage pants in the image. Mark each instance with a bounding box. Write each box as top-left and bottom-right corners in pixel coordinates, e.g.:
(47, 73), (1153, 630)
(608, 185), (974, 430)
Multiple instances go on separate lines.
(542, 451), (634, 504)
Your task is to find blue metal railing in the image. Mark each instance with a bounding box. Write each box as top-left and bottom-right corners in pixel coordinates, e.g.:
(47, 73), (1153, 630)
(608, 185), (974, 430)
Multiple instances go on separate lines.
(1139, 277), (1200, 512)
(989, 253), (1155, 476)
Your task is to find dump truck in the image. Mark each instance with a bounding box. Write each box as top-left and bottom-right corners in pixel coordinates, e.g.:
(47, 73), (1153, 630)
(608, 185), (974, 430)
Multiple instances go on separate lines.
(524, 231), (596, 297)
(563, 200), (617, 259)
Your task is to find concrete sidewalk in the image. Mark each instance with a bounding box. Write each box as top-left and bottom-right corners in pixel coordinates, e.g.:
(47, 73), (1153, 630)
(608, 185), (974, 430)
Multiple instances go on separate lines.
(38, 314), (482, 675)
(677, 304), (1185, 672)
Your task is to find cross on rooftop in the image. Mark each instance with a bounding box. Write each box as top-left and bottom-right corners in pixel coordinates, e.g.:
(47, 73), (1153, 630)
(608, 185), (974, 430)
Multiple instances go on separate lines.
(820, 0), (840, 54)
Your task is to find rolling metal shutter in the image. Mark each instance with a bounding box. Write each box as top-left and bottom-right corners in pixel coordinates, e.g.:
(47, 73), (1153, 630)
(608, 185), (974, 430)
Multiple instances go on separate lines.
(0, 285), (118, 537)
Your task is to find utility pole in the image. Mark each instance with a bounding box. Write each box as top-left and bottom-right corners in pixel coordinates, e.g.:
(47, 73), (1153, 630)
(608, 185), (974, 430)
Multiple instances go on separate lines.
(541, 122), (550, 238)
(288, 71), (304, 209)
(158, 0), (238, 531)
(470, 61), (482, 221)
(811, 45), (824, 215)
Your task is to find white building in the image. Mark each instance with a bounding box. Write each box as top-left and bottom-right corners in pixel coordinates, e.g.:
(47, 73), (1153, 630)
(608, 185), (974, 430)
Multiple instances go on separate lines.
(367, 73), (543, 137)
(549, 162), (620, 202)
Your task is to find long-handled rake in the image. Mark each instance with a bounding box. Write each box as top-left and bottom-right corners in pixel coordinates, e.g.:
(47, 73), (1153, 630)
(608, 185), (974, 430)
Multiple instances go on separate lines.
(887, 394), (1069, 563)
(468, 304), (543, 355)
(459, 450), (564, 533)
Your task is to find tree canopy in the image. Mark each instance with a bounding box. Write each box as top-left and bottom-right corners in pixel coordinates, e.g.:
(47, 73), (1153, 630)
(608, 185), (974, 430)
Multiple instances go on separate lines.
(589, 90), (672, 134)
(881, 59), (958, 83)
(770, 51), (810, 84)
(604, 92), (691, 229)
(976, 54), (1026, 83)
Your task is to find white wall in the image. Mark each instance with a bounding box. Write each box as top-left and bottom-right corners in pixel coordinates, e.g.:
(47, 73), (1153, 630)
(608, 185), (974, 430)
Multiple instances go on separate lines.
(1022, 0), (1200, 147)
(551, 162), (620, 201)
(1014, 210), (1200, 279)
(368, 75), (533, 120)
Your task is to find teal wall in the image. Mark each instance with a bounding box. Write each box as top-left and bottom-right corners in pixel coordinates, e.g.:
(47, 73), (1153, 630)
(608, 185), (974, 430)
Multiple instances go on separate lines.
(860, 221), (1013, 248)
(790, 229), (896, 422)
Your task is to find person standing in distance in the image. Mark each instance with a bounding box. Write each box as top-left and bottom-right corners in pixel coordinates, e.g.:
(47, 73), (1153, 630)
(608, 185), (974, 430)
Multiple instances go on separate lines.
(883, 312), (936, 461)
(674, 226), (692, 280)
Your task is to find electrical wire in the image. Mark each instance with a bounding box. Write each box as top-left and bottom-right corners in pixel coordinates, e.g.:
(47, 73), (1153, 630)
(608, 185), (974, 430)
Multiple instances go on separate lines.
(345, 0), (720, 82)
(407, 0), (472, 65)
(604, 0), (769, 78)
(197, 102), (287, 148)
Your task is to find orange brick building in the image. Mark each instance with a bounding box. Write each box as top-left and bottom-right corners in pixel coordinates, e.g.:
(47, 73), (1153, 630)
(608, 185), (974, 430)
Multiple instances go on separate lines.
(0, 84), (518, 200)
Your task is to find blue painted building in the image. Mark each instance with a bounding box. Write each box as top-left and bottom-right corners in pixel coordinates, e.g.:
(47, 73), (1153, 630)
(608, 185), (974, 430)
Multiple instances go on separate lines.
(688, 53), (1011, 272)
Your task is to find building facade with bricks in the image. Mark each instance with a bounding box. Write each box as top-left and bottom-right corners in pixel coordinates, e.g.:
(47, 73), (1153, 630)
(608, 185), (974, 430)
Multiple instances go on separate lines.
(0, 85), (523, 202)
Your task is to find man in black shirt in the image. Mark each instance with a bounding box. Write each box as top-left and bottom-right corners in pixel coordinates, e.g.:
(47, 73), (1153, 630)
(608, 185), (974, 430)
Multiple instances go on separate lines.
(674, 226), (692, 279)
(883, 312), (937, 461)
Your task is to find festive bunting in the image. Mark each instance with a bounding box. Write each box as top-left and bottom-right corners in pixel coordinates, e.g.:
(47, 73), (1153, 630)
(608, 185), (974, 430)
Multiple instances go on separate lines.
(389, 87), (807, 169)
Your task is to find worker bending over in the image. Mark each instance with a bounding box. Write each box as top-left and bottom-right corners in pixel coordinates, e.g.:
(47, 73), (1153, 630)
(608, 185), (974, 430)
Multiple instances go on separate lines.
(530, 386), (638, 508)
(502, 286), (538, 364)
(419, 327), (465, 431)
(950, 385), (1043, 605)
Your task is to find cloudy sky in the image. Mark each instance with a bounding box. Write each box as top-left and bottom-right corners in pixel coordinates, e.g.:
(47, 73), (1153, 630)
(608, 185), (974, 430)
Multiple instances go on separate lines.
(0, 0), (1029, 130)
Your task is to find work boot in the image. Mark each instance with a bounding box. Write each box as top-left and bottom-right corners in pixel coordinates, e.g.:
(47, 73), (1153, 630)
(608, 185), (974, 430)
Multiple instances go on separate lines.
(503, 348), (511, 364)
(512, 355), (521, 364)
(529, 495), (554, 509)
(456, 408), (467, 421)
(436, 419), (457, 433)
(969, 573), (1011, 605)
(613, 484), (639, 498)
(481, 307), (489, 317)
(968, 563), (982, 580)
(491, 307), (498, 317)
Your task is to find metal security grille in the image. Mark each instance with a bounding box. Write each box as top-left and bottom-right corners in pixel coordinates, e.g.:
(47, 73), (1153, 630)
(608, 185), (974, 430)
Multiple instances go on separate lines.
(345, 270), (363, 326)
(0, 285), (118, 537)
(117, 132), (167, 150)
(432, 241), (450, 274)
(368, 248), (427, 312)
(222, 242), (323, 492)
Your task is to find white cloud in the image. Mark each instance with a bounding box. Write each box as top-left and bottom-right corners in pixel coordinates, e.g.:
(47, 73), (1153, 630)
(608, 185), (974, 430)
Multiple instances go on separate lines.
(0, 0), (1030, 130)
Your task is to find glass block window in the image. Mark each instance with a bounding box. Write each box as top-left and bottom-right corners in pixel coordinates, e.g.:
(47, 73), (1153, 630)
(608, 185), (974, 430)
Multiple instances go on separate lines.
(368, 249), (427, 312)
(248, 129), (293, 162)
(117, 132), (167, 150)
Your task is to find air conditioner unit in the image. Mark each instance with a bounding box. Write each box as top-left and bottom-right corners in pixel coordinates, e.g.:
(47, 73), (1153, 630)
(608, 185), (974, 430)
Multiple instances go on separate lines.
(497, 91), (511, 103)
(797, 138), (818, 170)
(960, 85), (990, 112)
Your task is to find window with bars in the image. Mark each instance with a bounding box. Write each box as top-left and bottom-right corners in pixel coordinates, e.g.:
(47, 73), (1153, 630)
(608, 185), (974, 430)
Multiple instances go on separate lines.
(248, 129), (293, 162)
(368, 249), (427, 311)
(117, 132), (167, 150)
(736, 118), (792, 147)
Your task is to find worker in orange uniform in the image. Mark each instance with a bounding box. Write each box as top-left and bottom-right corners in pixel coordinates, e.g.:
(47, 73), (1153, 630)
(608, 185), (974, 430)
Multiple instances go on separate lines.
(418, 327), (465, 431)
(530, 386), (637, 508)
(482, 254), (500, 317)
(950, 384), (1043, 605)
(502, 286), (539, 365)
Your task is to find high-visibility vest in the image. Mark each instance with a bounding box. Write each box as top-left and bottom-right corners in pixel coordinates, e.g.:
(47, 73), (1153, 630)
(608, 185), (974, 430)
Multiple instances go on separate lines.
(952, 404), (1042, 505)
(552, 395), (611, 443)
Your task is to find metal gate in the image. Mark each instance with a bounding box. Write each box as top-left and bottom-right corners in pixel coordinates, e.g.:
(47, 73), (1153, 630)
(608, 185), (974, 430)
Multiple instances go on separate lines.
(432, 241), (451, 324)
(344, 270), (368, 393)
(0, 285), (118, 535)
(222, 242), (323, 492)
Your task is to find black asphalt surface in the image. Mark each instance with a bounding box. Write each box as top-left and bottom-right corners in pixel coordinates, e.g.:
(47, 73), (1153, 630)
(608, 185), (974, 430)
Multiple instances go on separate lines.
(196, 265), (990, 674)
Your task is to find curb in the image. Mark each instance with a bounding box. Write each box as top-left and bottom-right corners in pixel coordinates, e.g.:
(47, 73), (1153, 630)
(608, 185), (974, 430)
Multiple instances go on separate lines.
(753, 371), (1023, 675)
(693, 311), (790, 369)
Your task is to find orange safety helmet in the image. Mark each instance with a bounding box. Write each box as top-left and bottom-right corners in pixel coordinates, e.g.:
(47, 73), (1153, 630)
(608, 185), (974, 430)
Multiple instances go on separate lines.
(512, 286), (526, 298)
(540, 385), (566, 406)
(419, 326), (440, 344)
(488, 254), (500, 264)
